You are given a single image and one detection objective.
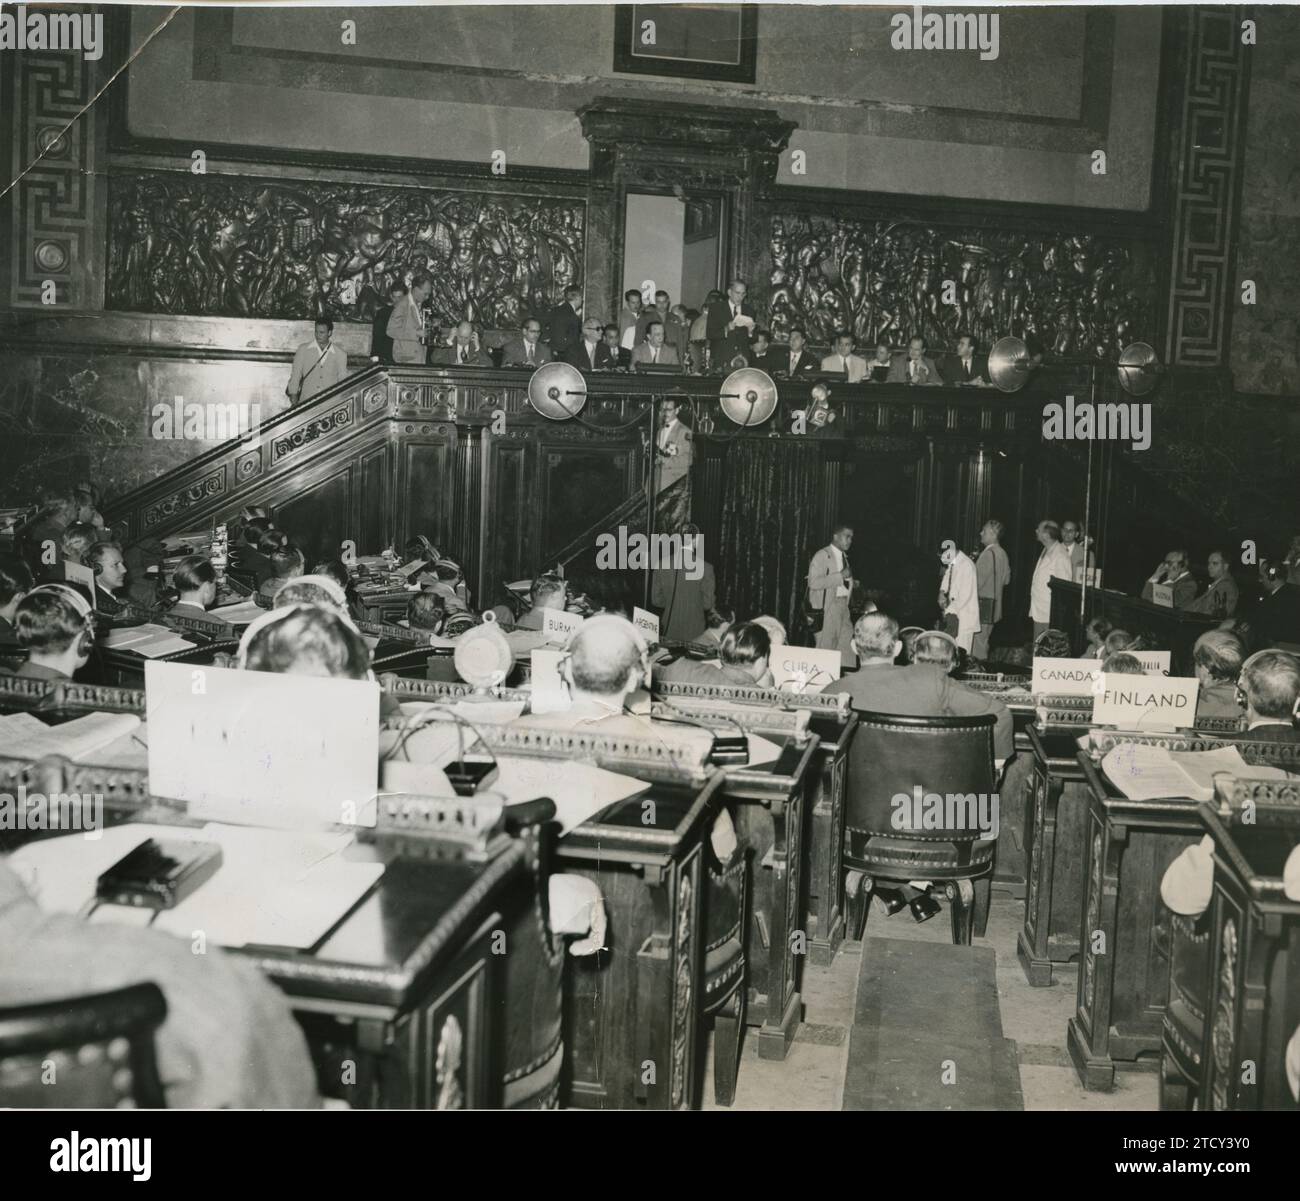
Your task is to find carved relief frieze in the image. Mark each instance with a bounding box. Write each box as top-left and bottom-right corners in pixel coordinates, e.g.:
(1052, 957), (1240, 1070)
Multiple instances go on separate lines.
(763, 213), (1152, 357)
(106, 173), (585, 328)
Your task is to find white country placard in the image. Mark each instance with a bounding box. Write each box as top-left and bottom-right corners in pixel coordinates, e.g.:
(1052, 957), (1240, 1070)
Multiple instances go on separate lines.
(1132, 650), (1172, 675)
(1092, 673), (1199, 732)
(771, 645), (842, 693)
(542, 608), (584, 645)
(1150, 583), (1174, 608)
(1031, 657), (1099, 696)
(632, 606), (660, 644)
(529, 648), (570, 714)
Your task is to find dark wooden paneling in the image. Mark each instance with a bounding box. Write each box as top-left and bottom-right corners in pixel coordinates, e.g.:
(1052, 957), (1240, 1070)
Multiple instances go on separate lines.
(276, 469), (352, 568)
(400, 435), (457, 552)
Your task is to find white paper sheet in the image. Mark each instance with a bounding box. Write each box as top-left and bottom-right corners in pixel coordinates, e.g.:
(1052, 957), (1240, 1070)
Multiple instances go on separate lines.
(0, 711), (142, 762)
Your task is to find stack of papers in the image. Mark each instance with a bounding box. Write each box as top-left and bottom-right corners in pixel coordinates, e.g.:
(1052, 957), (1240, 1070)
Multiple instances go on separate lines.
(9, 822), (382, 951)
(208, 599), (267, 626)
(1103, 743), (1299, 802)
(102, 624), (196, 658)
(0, 711), (143, 762)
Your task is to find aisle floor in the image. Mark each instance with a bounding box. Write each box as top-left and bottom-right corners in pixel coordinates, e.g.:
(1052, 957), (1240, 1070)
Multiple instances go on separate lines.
(702, 888), (1161, 1111)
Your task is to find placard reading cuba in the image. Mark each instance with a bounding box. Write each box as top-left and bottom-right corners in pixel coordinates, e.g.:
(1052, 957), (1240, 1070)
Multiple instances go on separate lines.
(1091, 674), (1200, 731)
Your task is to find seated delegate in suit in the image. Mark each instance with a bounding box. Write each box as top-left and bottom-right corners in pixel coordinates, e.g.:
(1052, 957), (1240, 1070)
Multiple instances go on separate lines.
(542, 286), (584, 359)
(387, 274), (432, 365)
(887, 336), (943, 386)
(864, 342), (893, 382)
(942, 333), (990, 386)
(636, 291), (688, 363)
(821, 612), (1013, 762)
(1185, 549), (1239, 618)
(771, 327), (818, 378)
(431, 322), (494, 367)
(0, 855), (320, 1109)
(705, 279), (756, 370)
(499, 318), (553, 368)
(1250, 559), (1300, 647)
(659, 620), (772, 689)
(1237, 649), (1300, 741)
(85, 541), (133, 617)
(513, 573), (569, 631)
(631, 321), (679, 368)
(1192, 629), (1247, 723)
(564, 318), (616, 372)
(167, 554), (234, 634)
(601, 323), (624, 367)
(4, 584), (95, 681)
(820, 331), (868, 383)
(745, 328), (773, 369)
(1140, 548), (1198, 608)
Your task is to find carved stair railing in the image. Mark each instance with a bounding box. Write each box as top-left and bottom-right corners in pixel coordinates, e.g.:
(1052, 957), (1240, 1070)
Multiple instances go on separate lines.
(105, 364), (396, 545)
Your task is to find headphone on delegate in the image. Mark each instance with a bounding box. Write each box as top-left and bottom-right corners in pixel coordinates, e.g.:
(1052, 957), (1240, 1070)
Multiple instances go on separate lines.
(26, 583), (96, 660)
(236, 603), (370, 675)
(556, 614), (652, 694)
(1235, 648), (1300, 722)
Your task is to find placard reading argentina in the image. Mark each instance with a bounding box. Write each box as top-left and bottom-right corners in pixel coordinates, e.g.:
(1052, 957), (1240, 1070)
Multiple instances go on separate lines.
(1092, 674), (1200, 731)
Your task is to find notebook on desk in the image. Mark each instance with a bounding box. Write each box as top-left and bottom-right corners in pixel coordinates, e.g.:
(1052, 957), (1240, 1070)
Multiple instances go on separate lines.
(145, 661), (381, 828)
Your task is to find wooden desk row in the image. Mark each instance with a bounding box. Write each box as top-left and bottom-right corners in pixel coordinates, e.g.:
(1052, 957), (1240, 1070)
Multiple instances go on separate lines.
(1007, 712), (1300, 1098)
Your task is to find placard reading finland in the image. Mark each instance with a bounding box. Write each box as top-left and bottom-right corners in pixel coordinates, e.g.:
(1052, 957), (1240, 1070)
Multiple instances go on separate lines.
(771, 646), (842, 692)
(542, 608), (584, 644)
(1091, 673), (1200, 731)
(632, 606), (660, 643)
(1031, 657), (1099, 696)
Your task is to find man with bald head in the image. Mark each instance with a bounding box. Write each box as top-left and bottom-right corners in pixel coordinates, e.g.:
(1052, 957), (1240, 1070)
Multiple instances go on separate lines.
(821, 612), (1012, 760)
(432, 321), (493, 367)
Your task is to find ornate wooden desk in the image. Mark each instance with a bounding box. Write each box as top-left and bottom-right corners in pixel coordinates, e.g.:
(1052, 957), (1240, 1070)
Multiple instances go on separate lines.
(1068, 731), (1300, 1091)
(1049, 579), (1219, 675)
(0, 750), (536, 1110)
(1197, 777), (1300, 1111)
(653, 678), (856, 967)
(1018, 722), (1091, 986)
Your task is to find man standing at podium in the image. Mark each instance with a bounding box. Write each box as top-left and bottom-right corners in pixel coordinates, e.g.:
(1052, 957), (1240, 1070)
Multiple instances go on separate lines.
(808, 523), (855, 661)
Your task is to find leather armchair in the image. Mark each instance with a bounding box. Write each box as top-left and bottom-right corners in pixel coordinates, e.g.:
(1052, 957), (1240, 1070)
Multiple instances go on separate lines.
(842, 710), (997, 945)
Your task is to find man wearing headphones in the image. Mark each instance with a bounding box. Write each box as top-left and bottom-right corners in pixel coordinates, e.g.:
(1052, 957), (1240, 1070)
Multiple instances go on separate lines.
(659, 621), (772, 689)
(1237, 649), (1300, 742)
(1250, 558), (1300, 648)
(8, 584), (95, 679)
(822, 613), (1013, 762)
(85, 541), (130, 615)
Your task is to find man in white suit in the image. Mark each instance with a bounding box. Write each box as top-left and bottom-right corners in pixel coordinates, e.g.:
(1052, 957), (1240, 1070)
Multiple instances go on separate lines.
(820, 331), (868, 383)
(807, 523), (855, 662)
(1029, 519), (1073, 641)
(938, 540), (980, 653)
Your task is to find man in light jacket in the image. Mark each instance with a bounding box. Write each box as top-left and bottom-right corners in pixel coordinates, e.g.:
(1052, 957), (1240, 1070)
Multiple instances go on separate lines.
(807, 523), (855, 663)
(1029, 519), (1073, 642)
(973, 519), (1011, 661)
(938, 540), (980, 653)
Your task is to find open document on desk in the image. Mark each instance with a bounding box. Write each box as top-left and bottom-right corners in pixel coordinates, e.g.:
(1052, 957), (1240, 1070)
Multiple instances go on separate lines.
(8, 822), (383, 950)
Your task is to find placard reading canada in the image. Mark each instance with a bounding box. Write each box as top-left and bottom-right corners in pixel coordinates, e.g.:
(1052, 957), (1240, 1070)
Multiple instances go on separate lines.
(542, 608), (584, 644)
(1091, 673), (1199, 731)
(1031, 657), (1099, 696)
(632, 606), (660, 643)
(771, 646), (842, 692)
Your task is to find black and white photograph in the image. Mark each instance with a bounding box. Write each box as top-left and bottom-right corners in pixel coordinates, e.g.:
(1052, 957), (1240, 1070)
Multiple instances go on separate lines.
(0, 0), (1297, 1165)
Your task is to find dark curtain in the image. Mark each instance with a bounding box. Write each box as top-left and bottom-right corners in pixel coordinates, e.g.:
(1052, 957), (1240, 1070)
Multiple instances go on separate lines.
(715, 439), (823, 638)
